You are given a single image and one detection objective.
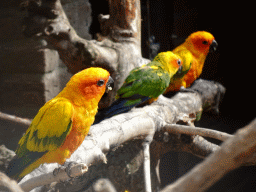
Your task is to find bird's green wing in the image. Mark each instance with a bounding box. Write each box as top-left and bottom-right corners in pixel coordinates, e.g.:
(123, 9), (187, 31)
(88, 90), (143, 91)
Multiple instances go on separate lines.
(117, 61), (171, 105)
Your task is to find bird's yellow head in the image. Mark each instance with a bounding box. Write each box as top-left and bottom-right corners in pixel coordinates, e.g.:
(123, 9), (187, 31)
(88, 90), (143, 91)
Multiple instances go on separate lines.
(65, 67), (114, 101)
(153, 51), (183, 77)
(185, 31), (218, 55)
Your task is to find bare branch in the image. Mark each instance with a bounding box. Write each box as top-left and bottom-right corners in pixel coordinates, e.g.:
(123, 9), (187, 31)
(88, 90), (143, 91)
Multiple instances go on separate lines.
(164, 124), (233, 141)
(0, 172), (24, 192)
(0, 112), (31, 126)
(19, 163), (88, 192)
(161, 119), (256, 192)
(142, 136), (154, 192)
(189, 135), (220, 158)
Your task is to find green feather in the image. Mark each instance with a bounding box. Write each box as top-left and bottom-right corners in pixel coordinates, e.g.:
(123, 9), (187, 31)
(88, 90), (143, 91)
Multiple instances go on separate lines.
(117, 61), (171, 100)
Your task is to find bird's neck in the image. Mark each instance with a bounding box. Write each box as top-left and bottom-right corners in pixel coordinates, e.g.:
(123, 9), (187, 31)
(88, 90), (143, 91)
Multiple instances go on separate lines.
(183, 42), (207, 73)
(57, 87), (101, 110)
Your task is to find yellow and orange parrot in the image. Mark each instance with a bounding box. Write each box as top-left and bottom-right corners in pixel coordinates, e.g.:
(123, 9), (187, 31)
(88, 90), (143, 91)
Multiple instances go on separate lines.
(165, 31), (218, 93)
(5, 67), (114, 182)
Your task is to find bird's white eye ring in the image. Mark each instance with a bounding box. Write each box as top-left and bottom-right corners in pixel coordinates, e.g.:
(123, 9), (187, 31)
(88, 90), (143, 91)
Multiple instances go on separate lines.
(177, 59), (181, 65)
(97, 79), (105, 86)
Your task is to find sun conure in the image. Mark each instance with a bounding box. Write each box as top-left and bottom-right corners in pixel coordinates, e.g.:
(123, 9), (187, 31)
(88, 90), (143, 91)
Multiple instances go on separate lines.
(5, 67), (114, 182)
(94, 51), (182, 123)
(164, 31), (218, 93)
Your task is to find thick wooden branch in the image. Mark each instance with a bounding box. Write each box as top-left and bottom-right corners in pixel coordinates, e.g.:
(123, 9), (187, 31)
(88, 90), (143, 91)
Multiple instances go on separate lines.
(16, 79), (227, 191)
(19, 163), (88, 192)
(161, 118), (256, 192)
(21, 0), (148, 108)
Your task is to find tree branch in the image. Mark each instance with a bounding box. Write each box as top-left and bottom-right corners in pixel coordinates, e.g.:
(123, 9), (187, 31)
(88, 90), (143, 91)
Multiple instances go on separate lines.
(143, 136), (154, 192)
(0, 112), (31, 126)
(160, 119), (256, 192)
(19, 163), (88, 192)
(164, 124), (233, 141)
(0, 172), (24, 192)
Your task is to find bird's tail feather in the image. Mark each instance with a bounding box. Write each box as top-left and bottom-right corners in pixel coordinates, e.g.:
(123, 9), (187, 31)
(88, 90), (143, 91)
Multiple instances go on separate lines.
(5, 151), (46, 182)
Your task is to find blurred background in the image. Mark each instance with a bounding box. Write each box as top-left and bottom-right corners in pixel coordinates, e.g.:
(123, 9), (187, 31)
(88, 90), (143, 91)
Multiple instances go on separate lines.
(0, 0), (255, 191)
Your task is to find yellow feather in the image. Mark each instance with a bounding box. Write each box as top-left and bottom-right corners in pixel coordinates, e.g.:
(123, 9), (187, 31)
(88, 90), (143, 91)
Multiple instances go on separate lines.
(150, 66), (159, 70)
(153, 51), (181, 77)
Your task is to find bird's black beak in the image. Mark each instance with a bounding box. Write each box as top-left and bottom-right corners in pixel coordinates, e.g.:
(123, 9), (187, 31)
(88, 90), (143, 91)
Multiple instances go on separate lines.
(105, 76), (114, 93)
(209, 39), (218, 52)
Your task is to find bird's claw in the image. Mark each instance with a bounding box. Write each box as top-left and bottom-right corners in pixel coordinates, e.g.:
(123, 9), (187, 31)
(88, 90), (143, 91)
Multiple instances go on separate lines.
(65, 161), (79, 179)
(53, 166), (64, 176)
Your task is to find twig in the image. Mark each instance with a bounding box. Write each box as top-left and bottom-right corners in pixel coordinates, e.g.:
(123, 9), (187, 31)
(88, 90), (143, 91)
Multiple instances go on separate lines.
(191, 135), (220, 158)
(0, 111), (31, 126)
(164, 124), (233, 141)
(143, 136), (154, 192)
(160, 119), (256, 192)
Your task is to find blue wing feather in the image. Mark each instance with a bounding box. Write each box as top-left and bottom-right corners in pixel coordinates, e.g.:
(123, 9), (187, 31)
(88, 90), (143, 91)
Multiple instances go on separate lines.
(94, 96), (150, 124)
(5, 151), (46, 182)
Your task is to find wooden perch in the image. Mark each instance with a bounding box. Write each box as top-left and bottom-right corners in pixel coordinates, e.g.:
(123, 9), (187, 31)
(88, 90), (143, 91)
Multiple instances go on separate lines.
(19, 163), (88, 192)
(161, 118), (256, 192)
(0, 112), (31, 126)
(164, 124), (233, 141)
(16, 79), (227, 192)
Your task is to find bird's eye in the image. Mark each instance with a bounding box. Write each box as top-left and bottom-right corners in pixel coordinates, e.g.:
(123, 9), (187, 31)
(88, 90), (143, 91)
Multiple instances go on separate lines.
(97, 79), (105, 86)
(202, 41), (208, 45)
(177, 59), (182, 65)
